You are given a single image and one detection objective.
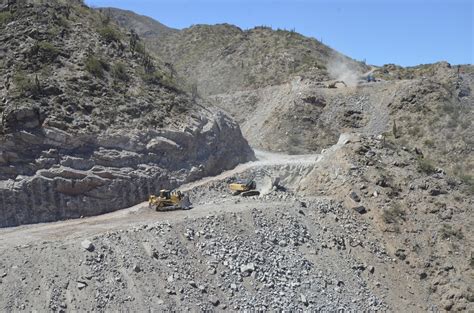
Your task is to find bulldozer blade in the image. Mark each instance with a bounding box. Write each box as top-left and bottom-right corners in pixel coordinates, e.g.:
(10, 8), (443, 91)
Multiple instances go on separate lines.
(178, 195), (193, 210)
(155, 205), (180, 212)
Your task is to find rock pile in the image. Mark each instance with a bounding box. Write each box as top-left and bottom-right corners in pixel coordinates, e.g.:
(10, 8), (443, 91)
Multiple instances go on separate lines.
(0, 198), (391, 311)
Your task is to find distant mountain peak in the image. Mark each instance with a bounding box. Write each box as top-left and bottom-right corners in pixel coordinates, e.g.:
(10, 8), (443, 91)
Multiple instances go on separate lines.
(96, 7), (178, 39)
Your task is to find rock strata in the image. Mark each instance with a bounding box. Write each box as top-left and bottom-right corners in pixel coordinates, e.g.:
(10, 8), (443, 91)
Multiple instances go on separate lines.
(0, 1), (254, 227)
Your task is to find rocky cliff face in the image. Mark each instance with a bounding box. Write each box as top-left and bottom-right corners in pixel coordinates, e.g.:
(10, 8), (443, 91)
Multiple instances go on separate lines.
(208, 62), (473, 161)
(0, 110), (253, 227)
(0, 1), (254, 227)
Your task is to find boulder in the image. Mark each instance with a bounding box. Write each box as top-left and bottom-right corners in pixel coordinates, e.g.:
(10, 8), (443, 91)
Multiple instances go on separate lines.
(353, 206), (367, 214)
(81, 239), (94, 251)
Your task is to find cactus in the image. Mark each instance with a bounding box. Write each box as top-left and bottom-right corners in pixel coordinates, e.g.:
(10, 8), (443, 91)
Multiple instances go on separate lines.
(129, 29), (139, 54)
(392, 120), (398, 138)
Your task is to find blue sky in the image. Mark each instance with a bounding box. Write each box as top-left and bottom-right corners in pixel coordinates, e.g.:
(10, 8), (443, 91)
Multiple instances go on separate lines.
(85, 0), (473, 66)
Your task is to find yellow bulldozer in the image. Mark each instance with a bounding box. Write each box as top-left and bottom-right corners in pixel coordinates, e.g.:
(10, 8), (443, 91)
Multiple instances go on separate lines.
(229, 178), (260, 197)
(148, 189), (192, 211)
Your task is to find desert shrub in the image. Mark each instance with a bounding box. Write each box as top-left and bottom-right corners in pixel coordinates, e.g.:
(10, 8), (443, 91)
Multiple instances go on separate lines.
(134, 42), (146, 55)
(85, 56), (109, 78)
(0, 11), (12, 25)
(382, 202), (406, 224)
(441, 103), (456, 114)
(407, 125), (422, 137)
(461, 134), (474, 147)
(189, 82), (198, 100)
(98, 25), (121, 43)
(446, 176), (458, 188)
(459, 174), (474, 195)
(397, 137), (409, 148)
(417, 157), (436, 175)
(31, 41), (60, 62)
(139, 68), (178, 91)
(129, 30), (140, 53)
(423, 139), (434, 148)
(74, 3), (90, 18)
(141, 69), (163, 85)
(112, 62), (128, 81)
(439, 224), (464, 240)
(460, 119), (471, 130)
(13, 72), (41, 96)
(160, 76), (178, 91)
(430, 115), (440, 125)
(459, 174), (473, 185)
(57, 16), (70, 28)
(287, 134), (303, 155)
(245, 74), (257, 86)
(446, 118), (458, 129)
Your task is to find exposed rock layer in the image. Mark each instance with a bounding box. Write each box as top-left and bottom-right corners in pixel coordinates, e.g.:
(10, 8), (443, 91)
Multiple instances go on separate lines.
(0, 1), (254, 227)
(0, 109), (253, 227)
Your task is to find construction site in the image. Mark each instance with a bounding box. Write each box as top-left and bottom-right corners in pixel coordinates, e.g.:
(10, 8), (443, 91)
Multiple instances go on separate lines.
(0, 0), (472, 311)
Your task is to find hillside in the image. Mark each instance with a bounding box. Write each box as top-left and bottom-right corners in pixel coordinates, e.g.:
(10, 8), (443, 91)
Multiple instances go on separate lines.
(109, 10), (473, 191)
(98, 7), (177, 42)
(102, 9), (368, 96)
(0, 2), (472, 312)
(0, 0), (253, 227)
(141, 24), (368, 96)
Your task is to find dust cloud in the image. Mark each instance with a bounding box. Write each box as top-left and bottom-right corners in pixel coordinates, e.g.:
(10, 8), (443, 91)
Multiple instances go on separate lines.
(327, 58), (362, 86)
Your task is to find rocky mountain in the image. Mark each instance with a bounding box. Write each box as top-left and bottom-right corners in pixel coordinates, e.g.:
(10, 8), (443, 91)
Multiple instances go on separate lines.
(0, 0), (253, 227)
(109, 10), (472, 193)
(0, 1), (472, 312)
(98, 7), (177, 42)
(133, 23), (368, 96)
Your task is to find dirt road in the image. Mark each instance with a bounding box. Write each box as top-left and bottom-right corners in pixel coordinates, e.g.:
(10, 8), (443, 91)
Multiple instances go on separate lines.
(0, 138), (448, 312)
(180, 149), (318, 191)
(0, 149), (319, 250)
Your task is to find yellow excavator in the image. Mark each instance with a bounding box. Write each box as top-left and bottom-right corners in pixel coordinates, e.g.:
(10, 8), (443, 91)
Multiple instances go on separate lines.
(229, 178), (260, 197)
(148, 189), (192, 211)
